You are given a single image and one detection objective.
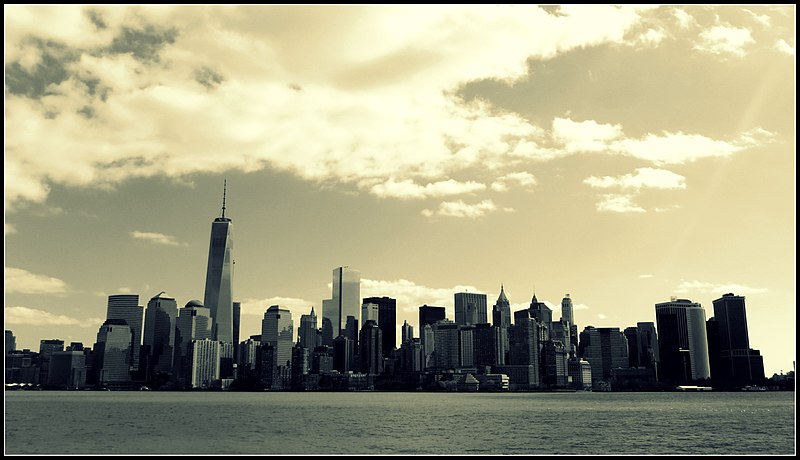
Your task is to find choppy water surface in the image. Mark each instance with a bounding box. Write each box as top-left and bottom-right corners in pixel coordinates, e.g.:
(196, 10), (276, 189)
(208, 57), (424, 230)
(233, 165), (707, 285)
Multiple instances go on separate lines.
(4, 391), (795, 454)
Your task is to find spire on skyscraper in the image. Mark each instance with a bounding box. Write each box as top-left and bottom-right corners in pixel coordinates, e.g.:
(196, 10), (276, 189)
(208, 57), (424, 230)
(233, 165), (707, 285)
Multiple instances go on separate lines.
(221, 179), (227, 219)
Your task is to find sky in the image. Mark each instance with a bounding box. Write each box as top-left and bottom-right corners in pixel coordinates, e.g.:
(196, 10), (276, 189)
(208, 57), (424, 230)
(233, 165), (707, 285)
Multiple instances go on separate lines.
(4, 5), (795, 376)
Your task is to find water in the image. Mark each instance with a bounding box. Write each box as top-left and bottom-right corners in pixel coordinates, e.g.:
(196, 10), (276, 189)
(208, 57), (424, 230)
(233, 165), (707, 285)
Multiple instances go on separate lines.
(4, 391), (795, 455)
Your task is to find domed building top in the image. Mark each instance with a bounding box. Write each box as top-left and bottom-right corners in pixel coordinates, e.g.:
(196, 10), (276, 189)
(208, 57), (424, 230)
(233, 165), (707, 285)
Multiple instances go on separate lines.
(185, 299), (204, 308)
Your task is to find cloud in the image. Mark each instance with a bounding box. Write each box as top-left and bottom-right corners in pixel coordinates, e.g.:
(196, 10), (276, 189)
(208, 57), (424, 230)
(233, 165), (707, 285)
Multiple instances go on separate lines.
(4, 5), (655, 211)
(775, 39), (794, 55)
(639, 274), (654, 279)
(552, 117), (623, 153)
(368, 178), (486, 200)
(743, 9), (770, 27)
(672, 8), (695, 29)
(130, 230), (186, 246)
(573, 303), (590, 311)
(422, 199), (499, 218)
(554, 117), (774, 166)
(6, 306), (96, 327)
(5, 267), (70, 295)
(584, 167), (686, 191)
(694, 25), (755, 57)
(490, 171), (537, 192)
(595, 194), (646, 213)
(597, 313), (607, 320)
(675, 280), (768, 296)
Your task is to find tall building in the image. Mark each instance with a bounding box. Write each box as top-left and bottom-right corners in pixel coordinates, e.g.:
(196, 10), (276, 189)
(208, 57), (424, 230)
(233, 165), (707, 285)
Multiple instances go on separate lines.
(578, 326), (628, 385)
(299, 307), (319, 350)
(459, 325), (475, 368)
(189, 338), (220, 389)
(492, 285), (512, 329)
(361, 302), (379, 323)
(173, 300), (212, 387)
(47, 350), (87, 389)
(38, 339), (65, 386)
(333, 335), (354, 374)
(707, 293), (765, 386)
(455, 292), (487, 326)
(321, 299), (335, 347)
(655, 298), (711, 383)
(261, 305), (294, 369)
(5, 330), (16, 354)
(421, 324), (435, 370)
(142, 292), (178, 383)
(433, 320), (460, 370)
(561, 294), (574, 325)
(401, 320), (414, 345)
(363, 296), (396, 356)
(105, 294), (143, 373)
(94, 319), (132, 386)
(203, 181), (234, 344)
(528, 293), (553, 342)
(359, 320), (383, 376)
(233, 301), (241, 357)
(419, 305), (446, 329)
(636, 322), (659, 372)
(325, 267), (361, 338)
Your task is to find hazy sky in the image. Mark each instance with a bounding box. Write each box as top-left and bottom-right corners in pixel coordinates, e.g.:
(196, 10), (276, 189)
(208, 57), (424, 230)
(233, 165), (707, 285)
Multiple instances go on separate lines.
(5, 5), (795, 375)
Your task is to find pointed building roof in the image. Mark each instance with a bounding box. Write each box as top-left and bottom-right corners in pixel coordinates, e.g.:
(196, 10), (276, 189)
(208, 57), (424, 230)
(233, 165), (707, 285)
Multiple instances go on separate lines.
(496, 284), (509, 304)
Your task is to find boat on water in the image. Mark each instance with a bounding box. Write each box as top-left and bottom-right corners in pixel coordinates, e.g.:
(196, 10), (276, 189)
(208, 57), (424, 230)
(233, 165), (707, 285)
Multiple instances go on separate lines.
(676, 385), (713, 391)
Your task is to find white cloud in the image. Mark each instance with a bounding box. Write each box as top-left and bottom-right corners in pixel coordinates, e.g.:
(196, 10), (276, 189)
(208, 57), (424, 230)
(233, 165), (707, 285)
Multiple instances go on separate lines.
(130, 230), (186, 246)
(5, 267), (70, 295)
(368, 178), (486, 200)
(675, 280), (768, 296)
(743, 9), (770, 27)
(597, 313), (608, 320)
(4, 5), (654, 210)
(491, 171), (537, 192)
(6, 306), (93, 327)
(422, 199), (498, 218)
(584, 167), (686, 191)
(694, 25), (755, 57)
(639, 274), (654, 279)
(362, 278), (483, 322)
(595, 194), (646, 213)
(634, 28), (666, 47)
(573, 303), (590, 311)
(672, 8), (695, 29)
(775, 39), (794, 55)
(552, 117), (623, 153)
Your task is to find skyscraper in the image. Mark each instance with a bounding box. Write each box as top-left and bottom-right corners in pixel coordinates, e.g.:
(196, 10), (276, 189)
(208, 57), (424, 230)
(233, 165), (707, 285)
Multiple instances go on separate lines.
(492, 285), (511, 329)
(142, 292), (178, 383)
(528, 293), (553, 342)
(5, 330), (16, 354)
(38, 339), (65, 386)
(361, 302), (379, 323)
(419, 305), (446, 329)
(203, 181), (234, 344)
(363, 296), (396, 356)
(359, 320), (383, 376)
(261, 305), (294, 369)
(94, 319), (132, 386)
(433, 320), (460, 371)
(173, 300), (212, 387)
(233, 301), (241, 355)
(105, 294), (144, 373)
(578, 326), (628, 386)
(189, 338), (220, 389)
(324, 267), (361, 338)
(299, 307), (319, 350)
(707, 293), (765, 386)
(655, 298), (711, 384)
(401, 320), (414, 345)
(455, 292), (487, 326)
(561, 294), (574, 325)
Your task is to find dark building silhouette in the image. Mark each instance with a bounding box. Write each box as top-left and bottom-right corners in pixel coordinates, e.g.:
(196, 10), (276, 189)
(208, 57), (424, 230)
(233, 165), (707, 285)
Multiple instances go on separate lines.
(333, 335), (354, 374)
(707, 293), (765, 387)
(492, 285), (512, 329)
(578, 326), (628, 386)
(37, 339), (64, 386)
(359, 320), (383, 376)
(473, 323), (496, 368)
(204, 181), (234, 344)
(363, 296), (396, 357)
(142, 292), (178, 386)
(105, 294), (144, 375)
(419, 305), (446, 329)
(655, 298), (710, 384)
(233, 301), (241, 363)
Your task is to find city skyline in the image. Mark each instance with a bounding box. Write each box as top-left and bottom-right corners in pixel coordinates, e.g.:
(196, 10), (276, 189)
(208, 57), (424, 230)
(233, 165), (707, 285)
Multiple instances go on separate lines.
(4, 5), (795, 377)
